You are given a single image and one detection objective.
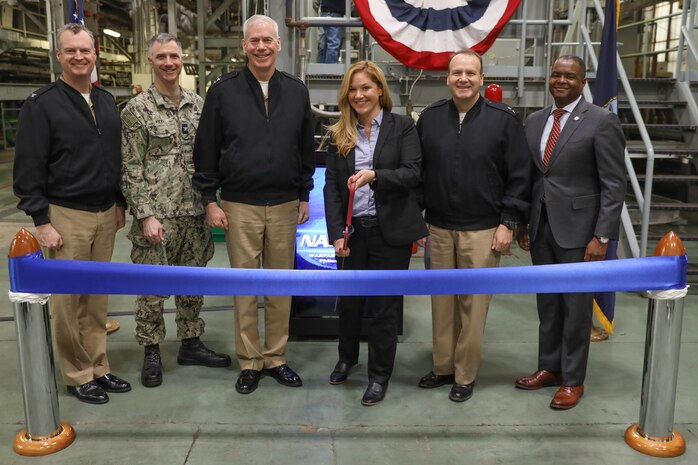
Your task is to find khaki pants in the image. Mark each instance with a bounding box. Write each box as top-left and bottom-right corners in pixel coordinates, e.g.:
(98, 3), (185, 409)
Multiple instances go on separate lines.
(221, 200), (298, 371)
(428, 225), (500, 385)
(45, 204), (117, 386)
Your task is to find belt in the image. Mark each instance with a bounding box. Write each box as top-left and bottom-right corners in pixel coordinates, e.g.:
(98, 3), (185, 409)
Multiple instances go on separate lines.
(354, 216), (379, 228)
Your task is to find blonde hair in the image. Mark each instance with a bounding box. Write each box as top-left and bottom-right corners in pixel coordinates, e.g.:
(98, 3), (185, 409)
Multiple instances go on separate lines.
(328, 60), (393, 157)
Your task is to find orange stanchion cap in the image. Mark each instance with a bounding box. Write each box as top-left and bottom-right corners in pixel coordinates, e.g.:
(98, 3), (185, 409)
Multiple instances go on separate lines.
(654, 231), (686, 257)
(8, 228), (40, 258)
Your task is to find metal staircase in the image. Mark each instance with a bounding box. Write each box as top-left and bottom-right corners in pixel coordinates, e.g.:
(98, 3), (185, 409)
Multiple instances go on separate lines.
(613, 74), (698, 281)
(618, 79), (698, 224)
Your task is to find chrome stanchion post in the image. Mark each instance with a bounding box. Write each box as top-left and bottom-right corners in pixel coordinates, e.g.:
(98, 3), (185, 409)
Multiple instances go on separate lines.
(625, 231), (687, 457)
(9, 229), (75, 456)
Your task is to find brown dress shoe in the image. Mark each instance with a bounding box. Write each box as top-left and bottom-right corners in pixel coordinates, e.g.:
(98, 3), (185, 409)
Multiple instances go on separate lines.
(105, 319), (120, 335)
(590, 324), (609, 342)
(550, 385), (584, 409)
(515, 370), (563, 390)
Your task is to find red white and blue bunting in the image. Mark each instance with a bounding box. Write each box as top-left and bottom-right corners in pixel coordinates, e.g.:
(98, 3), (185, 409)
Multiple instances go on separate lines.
(355, 0), (522, 70)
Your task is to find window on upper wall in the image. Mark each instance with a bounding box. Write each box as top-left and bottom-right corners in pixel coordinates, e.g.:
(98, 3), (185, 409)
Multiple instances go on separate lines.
(641, 0), (681, 77)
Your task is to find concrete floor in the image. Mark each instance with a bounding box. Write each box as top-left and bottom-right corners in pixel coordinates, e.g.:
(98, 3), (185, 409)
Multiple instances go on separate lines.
(0, 149), (697, 464)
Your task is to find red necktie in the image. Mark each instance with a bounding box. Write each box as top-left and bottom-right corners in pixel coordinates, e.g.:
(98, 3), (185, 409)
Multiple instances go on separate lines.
(543, 108), (566, 169)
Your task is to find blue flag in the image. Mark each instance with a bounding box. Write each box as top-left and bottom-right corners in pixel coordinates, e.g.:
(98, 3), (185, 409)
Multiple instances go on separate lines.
(68, 0), (86, 25)
(592, 0), (620, 335)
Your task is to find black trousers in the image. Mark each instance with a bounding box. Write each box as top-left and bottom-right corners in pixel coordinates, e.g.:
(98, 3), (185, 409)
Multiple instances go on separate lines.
(530, 207), (593, 386)
(336, 217), (412, 385)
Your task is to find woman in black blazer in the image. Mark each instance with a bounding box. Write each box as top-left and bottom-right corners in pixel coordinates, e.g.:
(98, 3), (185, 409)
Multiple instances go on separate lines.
(323, 60), (427, 406)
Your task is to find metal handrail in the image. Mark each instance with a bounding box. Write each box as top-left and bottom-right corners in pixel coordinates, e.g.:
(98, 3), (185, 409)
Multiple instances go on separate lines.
(675, 0), (690, 82)
(680, 25), (698, 66)
(516, 0), (528, 105)
(675, 0), (698, 126)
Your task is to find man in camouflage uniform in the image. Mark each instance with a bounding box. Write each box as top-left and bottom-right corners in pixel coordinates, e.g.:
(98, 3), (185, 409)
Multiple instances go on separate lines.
(121, 33), (231, 388)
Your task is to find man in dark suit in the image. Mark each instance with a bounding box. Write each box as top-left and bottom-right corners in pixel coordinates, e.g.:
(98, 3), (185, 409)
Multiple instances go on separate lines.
(515, 55), (626, 409)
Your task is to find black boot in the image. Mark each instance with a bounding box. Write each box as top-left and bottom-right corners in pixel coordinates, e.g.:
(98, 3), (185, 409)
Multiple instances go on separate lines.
(141, 344), (162, 387)
(178, 337), (232, 367)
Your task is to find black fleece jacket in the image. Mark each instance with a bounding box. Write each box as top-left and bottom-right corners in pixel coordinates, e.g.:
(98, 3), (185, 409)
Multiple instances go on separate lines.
(13, 79), (124, 226)
(193, 66), (315, 206)
(417, 96), (531, 231)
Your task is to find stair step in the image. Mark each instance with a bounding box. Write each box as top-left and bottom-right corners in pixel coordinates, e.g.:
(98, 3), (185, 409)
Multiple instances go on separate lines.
(635, 174), (698, 183)
(627, 145), (696, 153)
(632, 202), (698, 211)
(626, 143), (697, 158)
(627, 77), (675, 84)
(621, 123), (697, 131)
(627, 152), (696, 159)
(618, 100), (687, 109)
(643, 232), (698, 241)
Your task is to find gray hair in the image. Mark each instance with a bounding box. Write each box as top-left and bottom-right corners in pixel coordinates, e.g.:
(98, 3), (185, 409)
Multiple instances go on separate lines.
(56, 23), (95, 49)
(243, 15), (279, 39)
(147, 33), (183, 57)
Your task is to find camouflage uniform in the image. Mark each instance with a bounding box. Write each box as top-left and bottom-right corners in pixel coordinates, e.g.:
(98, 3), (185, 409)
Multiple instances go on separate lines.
(121, 85), (214, 346)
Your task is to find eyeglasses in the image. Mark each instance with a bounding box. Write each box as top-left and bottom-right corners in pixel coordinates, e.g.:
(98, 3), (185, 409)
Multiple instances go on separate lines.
(342, 224), (354, 252)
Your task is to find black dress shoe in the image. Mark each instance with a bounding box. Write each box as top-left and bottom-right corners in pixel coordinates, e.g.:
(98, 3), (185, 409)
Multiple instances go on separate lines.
(178, 337), (232, 367)
(94, 373), (132, 393)
(361, 382), (388, 406)
(263, 364), (303, 387)
(418, 371), (455, 388)
(235, 369), (261, 394)
(142, 345), (162, 388)
(67, 381), (109, 404)
(449, 382), (474, 403)
(329, 361), (355, 385)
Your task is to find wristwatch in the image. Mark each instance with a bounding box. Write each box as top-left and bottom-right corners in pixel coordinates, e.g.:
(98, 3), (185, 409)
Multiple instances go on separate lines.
(369, 171), (377, 189)
(596, 236), (609, 244)
(501, 220), (517, 230)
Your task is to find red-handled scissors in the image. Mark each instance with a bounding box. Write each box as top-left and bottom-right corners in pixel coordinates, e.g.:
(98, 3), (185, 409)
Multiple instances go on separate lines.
(342, 180), (356, 252)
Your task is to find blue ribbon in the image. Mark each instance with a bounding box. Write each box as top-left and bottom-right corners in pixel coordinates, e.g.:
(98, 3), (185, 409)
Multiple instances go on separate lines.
(8, 255), (687, 297)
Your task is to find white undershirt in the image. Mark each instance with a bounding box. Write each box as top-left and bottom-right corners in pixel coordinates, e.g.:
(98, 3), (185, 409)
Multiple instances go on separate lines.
(81, 92), (95, 121)
(259, 80), (269, 100)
